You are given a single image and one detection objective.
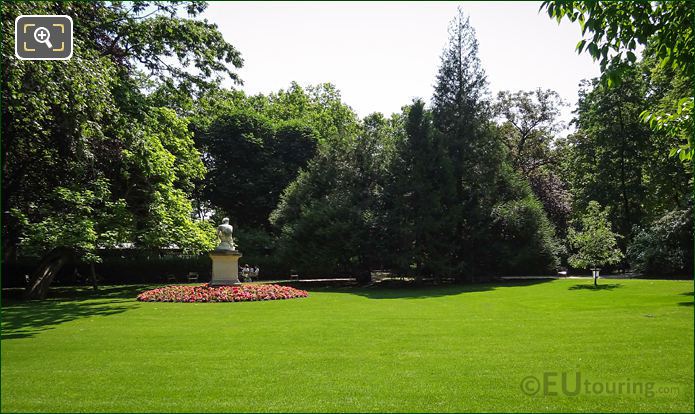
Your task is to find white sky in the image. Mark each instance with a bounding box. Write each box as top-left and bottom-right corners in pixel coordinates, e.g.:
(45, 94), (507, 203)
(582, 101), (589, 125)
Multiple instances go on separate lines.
(203, 1), (601, 127)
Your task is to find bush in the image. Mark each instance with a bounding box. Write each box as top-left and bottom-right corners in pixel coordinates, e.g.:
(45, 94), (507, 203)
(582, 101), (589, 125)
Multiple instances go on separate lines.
(627, 208), (693, 277)
(488, 196), (562, 275)
(94, 254), (212, 284)
(2, 253), (213, 286)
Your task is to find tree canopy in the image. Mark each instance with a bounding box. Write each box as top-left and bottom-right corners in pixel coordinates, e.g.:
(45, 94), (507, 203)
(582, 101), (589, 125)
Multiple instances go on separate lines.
(567, 201), (623, 270)
(541, 0), (694, 161)
(2, 1), (241, 262)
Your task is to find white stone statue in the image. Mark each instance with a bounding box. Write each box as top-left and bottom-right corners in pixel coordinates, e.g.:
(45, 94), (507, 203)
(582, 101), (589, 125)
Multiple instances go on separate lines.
(216, 217), (236, 251)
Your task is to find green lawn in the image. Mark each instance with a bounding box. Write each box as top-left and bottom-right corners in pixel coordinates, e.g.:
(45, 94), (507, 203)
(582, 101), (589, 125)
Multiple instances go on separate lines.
(1, 278), (693, 412)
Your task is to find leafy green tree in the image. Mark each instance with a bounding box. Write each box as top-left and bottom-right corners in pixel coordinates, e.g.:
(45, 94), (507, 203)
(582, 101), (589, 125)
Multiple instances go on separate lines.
(432, 8), (491, 189)
(567, 201), (623, 284)
(541, 0), (694, 161)
(271, 114), (395, 280)
(560, 64), (690, 249)
(2, 1), (239, 297)
(431, 9), (560, 278)
(190, 83), (357, 228)
(432, 8), (496, 277)
(488, 176), (562, 275)
(384, 100), (456, 278)
(494, 89), (572, 235)
(197, 109), (317, 229)
(566, 71), (652, 242)
(495, 89), (565, 175)
(261, 82), (360, 140)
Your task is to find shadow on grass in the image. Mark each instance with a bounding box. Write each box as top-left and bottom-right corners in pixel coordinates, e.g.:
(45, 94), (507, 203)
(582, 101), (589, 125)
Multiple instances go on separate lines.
(2, 284), (162, 302)
(568, 283), (622, 291)
(286, 278), (554, 299)
(1, 285), (150, 340)
(678, 291), (694, 306)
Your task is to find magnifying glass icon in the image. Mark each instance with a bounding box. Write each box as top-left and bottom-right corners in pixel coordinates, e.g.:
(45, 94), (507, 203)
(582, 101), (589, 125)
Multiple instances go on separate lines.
(34, 27), (53, 49)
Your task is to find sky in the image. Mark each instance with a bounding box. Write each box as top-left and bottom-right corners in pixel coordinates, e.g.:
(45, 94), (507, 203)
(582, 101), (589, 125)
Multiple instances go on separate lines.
(202, 1), (601, 127)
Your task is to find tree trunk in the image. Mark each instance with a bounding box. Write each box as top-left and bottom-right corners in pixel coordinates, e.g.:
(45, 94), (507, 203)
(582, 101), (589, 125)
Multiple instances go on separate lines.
(24, 247), (73, 300)
(90, 262), (98, 292)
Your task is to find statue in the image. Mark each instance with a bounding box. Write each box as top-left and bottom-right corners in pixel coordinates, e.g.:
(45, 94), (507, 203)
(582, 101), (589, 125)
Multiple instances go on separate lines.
(216, 217), (236, 251)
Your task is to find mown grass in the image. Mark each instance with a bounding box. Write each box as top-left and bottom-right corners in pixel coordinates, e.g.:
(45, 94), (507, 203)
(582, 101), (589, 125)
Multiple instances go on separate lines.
(1, 278), (693, 412)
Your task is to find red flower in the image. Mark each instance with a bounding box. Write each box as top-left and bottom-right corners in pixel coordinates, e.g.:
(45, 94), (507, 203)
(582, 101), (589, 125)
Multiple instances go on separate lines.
(137, 283), (308, 303)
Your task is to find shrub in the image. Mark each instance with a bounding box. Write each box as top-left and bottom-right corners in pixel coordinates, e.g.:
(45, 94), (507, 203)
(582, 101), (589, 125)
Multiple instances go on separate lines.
(627, 208), (693, 276)
(489, 196), (562, 275)
(94, 254), (212, 284)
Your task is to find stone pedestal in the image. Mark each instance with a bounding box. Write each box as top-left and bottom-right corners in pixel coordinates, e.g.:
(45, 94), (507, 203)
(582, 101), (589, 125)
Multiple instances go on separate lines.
(209, 250), (242, 286)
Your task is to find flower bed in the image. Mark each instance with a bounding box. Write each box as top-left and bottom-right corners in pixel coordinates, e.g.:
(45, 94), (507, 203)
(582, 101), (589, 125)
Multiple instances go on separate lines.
(137, 283), (308, 303)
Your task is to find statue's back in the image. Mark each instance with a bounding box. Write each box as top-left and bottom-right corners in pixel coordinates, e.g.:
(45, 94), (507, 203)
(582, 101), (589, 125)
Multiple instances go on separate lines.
(218, 224), (233, 237)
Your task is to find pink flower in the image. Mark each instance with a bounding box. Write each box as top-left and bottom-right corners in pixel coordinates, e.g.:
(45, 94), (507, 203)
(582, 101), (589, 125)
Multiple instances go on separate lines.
(137, 283), (308, 303)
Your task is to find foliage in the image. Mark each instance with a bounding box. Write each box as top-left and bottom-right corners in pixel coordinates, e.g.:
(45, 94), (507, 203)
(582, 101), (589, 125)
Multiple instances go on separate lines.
(489, 178), (563, 274)
(271, 114), (394, 278)
(560, 64), (690, 251)
(627, 208), (693, 276)
(432, 9), (489, 136)
(73, 1), (243, 95)
(567, 201), (623, 270)
(541, 0), (694, 161)
(640, 54), (694, 163)
(494, 89), (572, 235)
(494, 89), (565, 174)
(271, 10), (561, 278)
(11, 183), (130, 263)
(384, 100), (456, 277)
(430, 8), (560, 277)
(259, 82), (360, 139)
(565, 72), (652, 242)
(527, 171), (572, 237)
(189, 82), (358, 235)
(196, 108), (318, 228)
(2, 1), (232, 261)
(233, 227), (288, 276)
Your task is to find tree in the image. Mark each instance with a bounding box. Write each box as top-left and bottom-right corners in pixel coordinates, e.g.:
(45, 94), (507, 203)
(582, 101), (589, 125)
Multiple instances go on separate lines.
(567, 71), (652, 243)
(432, 8), (491, 188)
(541, 0), (694, 162)
(431, 8), (496, 277)
(431, 9), (560, 278)
(384, 100), (456, 278)
(567, 201), (623, 285)
(191, 83), (357, 227)
(560, 64), (691, 250)
(2, 1), (240, 297)
(495, 89), (565, 175)
(270, 115), (394, 280)
(197, 109), (317, 229)
(494, 89), (572, 235)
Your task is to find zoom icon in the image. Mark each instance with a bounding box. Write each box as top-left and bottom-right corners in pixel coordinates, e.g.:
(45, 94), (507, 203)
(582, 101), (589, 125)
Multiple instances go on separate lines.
(15, 15), (73, 60)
